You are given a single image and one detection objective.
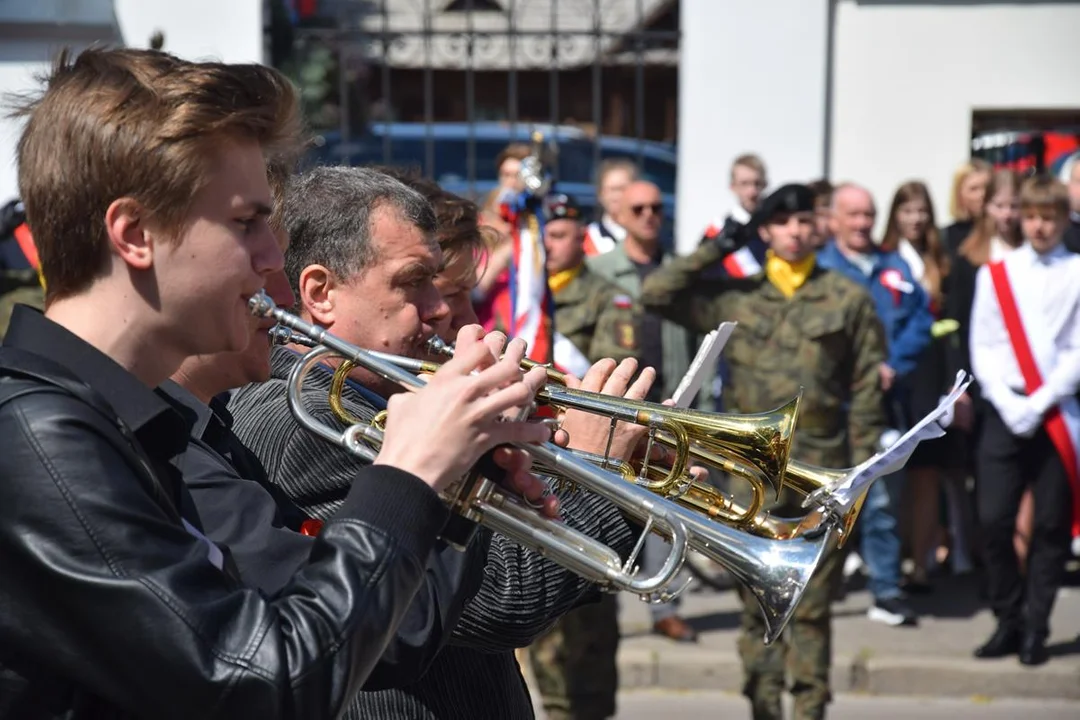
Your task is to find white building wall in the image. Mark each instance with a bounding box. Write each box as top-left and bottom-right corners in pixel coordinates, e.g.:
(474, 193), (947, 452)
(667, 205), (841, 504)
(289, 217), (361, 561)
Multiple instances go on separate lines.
(676, 0), (831, 255)
(830, 0), (1080, 233)
(0, 0), (264, 202)
(112, 0), (265, 64)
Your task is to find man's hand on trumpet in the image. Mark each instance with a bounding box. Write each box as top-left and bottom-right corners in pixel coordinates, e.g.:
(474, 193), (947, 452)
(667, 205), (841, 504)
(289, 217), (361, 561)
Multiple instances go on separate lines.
(558, 358), (656, 460)
(374, 324), (554, 515)
(557, 359), (710, 484)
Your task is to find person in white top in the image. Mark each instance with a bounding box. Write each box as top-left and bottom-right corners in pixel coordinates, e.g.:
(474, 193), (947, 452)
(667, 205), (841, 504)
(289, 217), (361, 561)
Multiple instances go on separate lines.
(945, 169), (1034, 570)
(698, 153), (769, 250)
(969, 174), (1080, 668)
(583, 158), (635, 256)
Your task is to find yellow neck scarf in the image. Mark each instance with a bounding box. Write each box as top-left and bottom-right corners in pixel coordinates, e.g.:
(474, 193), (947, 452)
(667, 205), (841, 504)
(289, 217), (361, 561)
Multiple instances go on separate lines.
(548, 264), (584, 294)
(765, 250), (815, 298)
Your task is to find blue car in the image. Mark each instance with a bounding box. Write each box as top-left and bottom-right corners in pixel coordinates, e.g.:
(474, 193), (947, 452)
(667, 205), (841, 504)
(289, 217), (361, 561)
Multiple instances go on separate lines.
(305, 122), (677, 235)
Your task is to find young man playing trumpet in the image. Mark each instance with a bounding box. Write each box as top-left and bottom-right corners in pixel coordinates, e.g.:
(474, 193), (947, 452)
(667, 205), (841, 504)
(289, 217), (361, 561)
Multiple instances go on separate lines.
(641, 184), (888, 720)
(0, 47), (548, 718)
(226, 165), (664, 720)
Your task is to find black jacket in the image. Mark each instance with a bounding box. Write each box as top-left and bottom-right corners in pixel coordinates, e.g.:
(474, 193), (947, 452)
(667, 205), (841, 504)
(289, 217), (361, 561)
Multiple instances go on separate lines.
(164, 380), (477, 690)
(0, 306), (450, 719)
(228, 347), (638, 720)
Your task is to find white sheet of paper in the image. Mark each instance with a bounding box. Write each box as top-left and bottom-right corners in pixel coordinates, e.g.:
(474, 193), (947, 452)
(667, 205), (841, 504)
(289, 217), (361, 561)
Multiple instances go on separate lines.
(805, 371), (972, 506)
(671, 322), (736, 408)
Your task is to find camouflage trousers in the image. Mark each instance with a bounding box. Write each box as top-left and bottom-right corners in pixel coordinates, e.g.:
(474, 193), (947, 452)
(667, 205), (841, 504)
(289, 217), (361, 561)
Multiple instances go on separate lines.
(528, 593), (619, 720)
(737, 528), (847, 720)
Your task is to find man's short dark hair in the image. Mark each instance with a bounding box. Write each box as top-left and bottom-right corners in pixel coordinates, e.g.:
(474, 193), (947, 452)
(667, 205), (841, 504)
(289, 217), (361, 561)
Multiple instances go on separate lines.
(283, 167), (437, 303)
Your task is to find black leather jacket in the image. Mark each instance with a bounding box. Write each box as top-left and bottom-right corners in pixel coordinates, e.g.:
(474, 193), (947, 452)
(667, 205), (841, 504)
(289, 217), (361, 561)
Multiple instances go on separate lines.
(0, 306), (451, 719)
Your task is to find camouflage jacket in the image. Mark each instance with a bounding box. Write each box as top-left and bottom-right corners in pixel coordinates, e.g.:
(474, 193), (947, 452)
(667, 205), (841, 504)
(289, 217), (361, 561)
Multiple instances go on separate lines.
(586, 245), (695, 402)
(553, 266), (639, 364)
(0, 270), (45, 341)
(640, 241), (887, 467)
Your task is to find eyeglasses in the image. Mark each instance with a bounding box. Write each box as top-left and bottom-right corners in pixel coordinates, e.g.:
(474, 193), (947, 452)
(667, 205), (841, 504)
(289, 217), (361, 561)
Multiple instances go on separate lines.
(631, 203), (663, 217)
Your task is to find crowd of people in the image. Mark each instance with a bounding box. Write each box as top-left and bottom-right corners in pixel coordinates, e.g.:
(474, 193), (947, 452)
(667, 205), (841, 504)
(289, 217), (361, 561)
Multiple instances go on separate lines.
(0, 45), (1077, 720)
(463, 147), (1080, 720)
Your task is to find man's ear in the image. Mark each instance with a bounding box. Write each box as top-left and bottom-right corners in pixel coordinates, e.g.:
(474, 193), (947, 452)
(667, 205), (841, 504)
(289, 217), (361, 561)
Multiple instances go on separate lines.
(103, 197), (154, 270)
(298, 264), (337, 325)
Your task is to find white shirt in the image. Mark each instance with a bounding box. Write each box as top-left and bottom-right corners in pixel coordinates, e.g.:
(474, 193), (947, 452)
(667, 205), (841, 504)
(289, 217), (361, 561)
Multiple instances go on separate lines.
(897, 239), (926, 285)
(970, 242), (1080, 434)
(601, 213), (627, 243)
(989, 235), (1014, 263)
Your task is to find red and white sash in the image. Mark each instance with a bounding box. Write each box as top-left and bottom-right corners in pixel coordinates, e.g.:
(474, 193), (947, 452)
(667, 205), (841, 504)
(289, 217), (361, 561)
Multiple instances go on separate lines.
(722, 245), (762, 278)
(989, 261), (1080, 545)
(583, 222), (616, 257)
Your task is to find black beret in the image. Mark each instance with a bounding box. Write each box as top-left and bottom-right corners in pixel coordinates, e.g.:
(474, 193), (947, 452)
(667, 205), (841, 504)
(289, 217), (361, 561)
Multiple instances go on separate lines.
(543, 193), (582, 222)
(750, 183), (815, 227)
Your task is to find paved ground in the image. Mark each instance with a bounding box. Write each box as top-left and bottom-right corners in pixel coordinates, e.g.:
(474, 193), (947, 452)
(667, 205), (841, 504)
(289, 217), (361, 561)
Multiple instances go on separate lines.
(609, 689), (1080, 719)
(611, 565), (1080, 700)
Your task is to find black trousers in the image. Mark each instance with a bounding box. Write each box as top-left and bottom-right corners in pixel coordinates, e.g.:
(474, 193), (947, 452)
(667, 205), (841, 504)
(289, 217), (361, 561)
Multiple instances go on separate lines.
(976, 405), (1073, 637)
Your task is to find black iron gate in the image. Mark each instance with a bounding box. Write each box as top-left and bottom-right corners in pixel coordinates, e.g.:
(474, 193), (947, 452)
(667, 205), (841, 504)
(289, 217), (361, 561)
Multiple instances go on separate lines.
(268, 0), (679, 202)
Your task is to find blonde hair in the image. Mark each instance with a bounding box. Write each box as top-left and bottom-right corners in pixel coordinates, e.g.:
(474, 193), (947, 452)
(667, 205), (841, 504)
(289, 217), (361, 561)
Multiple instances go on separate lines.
(731, 153), (767, 182)
(1019, 174), (1069, 216)
(948, 158), (992, 221)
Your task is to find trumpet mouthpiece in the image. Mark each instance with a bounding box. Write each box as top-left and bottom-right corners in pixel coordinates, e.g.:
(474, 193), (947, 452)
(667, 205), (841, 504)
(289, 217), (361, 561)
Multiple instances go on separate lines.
(248, 290), (277, 318)
(425, 335), (454, 357)
(268, 325), (294, 346)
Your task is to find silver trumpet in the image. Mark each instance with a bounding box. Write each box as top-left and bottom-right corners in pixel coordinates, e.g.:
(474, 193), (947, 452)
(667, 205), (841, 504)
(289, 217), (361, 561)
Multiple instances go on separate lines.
(251, 292), (691, 601)
(270, 319), (838, 644)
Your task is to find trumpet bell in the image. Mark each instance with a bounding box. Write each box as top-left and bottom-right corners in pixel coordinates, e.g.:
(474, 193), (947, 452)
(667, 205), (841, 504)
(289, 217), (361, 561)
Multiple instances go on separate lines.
(661, 495), (836, 644)
(539, 384), (801, 501)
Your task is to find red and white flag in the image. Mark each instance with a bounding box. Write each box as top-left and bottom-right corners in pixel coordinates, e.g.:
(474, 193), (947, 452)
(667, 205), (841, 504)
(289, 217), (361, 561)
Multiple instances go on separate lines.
(503, 197), (554, 365)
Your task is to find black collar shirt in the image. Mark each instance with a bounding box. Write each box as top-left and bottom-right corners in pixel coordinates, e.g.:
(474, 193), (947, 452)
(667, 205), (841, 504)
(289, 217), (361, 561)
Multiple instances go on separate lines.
(161, 379), (315, 594)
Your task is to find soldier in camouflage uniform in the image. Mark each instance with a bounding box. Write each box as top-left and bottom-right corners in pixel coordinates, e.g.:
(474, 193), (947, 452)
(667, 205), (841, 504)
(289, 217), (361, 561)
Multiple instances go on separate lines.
(528, 193), (637, 720)
(641, 184), (888, 720)
(0, 199), (45, 340)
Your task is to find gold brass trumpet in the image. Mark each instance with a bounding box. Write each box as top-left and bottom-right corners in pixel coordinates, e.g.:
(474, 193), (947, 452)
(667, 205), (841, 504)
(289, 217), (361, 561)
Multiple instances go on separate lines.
(270, 327), (799, 509)
(552, 448), (848, 544)
(275, 326), (859, 547)
(264, 316), (836, 644)
(397, 333), (800, 502)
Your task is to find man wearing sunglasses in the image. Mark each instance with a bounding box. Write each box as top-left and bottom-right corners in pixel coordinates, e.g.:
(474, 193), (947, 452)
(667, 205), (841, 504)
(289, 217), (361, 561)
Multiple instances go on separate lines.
(586, 180), (699, 642)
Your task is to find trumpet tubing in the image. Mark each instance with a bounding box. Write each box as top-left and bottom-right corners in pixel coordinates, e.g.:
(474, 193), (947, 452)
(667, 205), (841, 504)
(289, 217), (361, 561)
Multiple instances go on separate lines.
(424, 333), (800, 502)
(534, 384), (800, 501)
(250, 292), (693, 599)
(263, 309), (833, 641)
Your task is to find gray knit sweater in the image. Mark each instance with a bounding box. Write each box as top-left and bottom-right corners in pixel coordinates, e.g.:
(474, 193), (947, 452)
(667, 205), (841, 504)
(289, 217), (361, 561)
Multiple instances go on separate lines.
(228, 347), (636, 720)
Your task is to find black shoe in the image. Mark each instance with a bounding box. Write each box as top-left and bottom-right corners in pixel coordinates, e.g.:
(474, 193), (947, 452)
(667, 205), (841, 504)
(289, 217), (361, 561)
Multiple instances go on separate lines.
(973, 624), (1021, 659)
(867, 596), (918, 626)
(901, 579), (933, 595)
(1018, 632), (1048, 666)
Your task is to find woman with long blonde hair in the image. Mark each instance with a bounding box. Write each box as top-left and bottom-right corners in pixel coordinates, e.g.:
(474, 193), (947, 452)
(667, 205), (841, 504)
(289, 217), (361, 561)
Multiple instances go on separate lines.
(943, 158), (992, 258)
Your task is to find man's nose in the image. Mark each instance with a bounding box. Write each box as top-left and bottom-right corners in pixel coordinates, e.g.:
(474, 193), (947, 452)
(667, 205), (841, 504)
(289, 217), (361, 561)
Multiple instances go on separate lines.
(425, 292), (451, 325)
(265, 269), (295, 309)
(255, 225), (285, 275)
